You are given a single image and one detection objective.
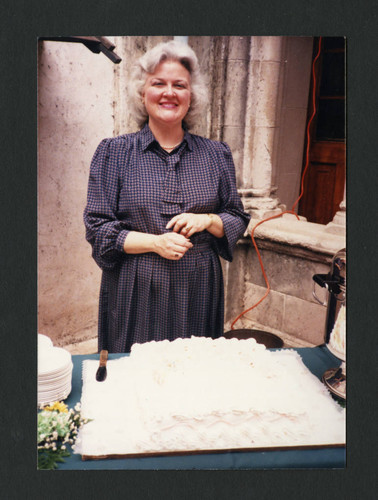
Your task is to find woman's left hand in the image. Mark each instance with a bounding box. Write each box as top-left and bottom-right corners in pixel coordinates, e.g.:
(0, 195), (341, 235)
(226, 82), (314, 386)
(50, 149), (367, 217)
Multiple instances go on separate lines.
(166, 213), (211, 238)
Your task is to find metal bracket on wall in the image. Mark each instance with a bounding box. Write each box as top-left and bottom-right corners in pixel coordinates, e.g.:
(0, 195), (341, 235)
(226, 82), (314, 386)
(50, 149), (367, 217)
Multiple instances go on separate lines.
(39, 36), (122, 64)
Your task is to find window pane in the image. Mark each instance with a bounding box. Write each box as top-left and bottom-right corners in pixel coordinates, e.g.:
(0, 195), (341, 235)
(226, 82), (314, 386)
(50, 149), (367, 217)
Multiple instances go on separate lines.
(319, 52), (345, 97)
(316, 99), (346, 140)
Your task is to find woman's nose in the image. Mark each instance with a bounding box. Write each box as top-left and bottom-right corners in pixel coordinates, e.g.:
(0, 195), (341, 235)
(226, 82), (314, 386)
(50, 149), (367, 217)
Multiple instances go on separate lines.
(163, 84), (175, 96)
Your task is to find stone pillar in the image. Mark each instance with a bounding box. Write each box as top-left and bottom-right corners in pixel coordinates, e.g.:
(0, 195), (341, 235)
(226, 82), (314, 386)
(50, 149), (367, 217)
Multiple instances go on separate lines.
(240, 36), (285, 219)
(221, 36), (250, 187)
(207, 36), (251, 327)
(209, 37), (229, 142)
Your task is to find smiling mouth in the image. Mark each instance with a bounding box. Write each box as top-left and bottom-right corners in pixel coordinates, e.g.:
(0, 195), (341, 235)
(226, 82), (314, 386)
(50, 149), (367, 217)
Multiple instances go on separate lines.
(160, 102), (177, 108)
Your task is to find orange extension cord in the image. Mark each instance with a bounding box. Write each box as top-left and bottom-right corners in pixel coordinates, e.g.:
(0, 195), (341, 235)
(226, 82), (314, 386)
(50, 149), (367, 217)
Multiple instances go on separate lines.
(231, 37), (323, 330)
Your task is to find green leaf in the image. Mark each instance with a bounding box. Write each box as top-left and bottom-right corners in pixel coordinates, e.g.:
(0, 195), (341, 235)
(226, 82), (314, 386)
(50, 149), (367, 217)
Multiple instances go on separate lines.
(38, 449), (71, 470)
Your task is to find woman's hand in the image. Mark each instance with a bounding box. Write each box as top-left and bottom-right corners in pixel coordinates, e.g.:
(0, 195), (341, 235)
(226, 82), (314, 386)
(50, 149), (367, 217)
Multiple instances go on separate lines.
(166, 213), (211, 238)
(153, 232), (193, 260)
(123, 231), (192, 260)
(166, 213), (225, 238)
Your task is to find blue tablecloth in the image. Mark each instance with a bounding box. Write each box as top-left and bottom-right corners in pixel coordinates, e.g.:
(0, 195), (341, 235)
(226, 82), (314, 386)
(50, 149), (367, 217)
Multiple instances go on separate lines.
(59, 346), (345, 469)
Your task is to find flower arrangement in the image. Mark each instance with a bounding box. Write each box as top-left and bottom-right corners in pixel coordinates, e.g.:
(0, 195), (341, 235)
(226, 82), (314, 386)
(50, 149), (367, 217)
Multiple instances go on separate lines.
(37, 401), (90, 469)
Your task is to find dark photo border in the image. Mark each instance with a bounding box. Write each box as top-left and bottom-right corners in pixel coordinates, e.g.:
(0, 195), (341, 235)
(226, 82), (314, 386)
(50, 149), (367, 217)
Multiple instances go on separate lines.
(1, 0), (376, 498)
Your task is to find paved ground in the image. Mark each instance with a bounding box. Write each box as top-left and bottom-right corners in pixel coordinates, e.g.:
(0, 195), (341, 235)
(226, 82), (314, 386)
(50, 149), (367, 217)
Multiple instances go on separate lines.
(64, 337), (98, 355)
(62, 325), (315, 355)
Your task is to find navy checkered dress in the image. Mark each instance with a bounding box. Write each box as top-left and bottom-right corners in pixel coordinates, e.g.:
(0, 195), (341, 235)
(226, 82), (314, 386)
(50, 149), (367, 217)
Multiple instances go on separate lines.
(84, 124), (250, 352)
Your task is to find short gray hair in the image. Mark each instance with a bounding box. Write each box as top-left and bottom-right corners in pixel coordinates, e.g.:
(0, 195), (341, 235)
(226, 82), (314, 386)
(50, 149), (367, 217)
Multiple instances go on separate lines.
(129, 40), (208, 129)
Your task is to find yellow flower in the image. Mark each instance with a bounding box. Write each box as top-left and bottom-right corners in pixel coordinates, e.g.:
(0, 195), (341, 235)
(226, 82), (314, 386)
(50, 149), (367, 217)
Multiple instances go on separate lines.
(43, 401), (68, 413)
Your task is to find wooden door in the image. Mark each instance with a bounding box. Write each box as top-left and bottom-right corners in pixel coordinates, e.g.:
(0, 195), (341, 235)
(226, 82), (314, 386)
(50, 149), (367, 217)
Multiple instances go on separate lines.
(298, 37), (346, 225)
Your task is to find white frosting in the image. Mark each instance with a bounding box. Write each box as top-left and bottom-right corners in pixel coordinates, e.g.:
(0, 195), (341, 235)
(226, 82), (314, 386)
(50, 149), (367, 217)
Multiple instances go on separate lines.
(75, 336), (345, 456)
(328, 305), (346, 359)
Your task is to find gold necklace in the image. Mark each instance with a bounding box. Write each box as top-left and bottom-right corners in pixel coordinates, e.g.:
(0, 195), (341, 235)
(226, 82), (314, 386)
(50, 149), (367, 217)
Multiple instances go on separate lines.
(160, 141), (182, 150)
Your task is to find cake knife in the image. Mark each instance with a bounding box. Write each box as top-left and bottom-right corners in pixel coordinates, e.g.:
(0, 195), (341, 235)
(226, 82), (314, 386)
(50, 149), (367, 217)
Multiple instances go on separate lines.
(95, 350), (108, 382)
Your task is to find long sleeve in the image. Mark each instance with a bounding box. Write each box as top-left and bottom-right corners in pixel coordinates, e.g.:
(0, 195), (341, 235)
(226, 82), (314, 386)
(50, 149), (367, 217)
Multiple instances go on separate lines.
(83, 138), (130, 271)
(212, 142), (250, 261)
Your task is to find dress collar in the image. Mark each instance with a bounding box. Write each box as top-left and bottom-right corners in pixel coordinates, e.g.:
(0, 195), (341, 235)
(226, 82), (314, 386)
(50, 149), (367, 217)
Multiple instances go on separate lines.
(139, 123), (193, 152)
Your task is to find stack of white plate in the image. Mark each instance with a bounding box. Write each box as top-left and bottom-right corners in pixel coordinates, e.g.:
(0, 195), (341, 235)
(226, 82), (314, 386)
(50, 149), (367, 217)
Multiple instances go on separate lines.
(38, 334), (73, 407)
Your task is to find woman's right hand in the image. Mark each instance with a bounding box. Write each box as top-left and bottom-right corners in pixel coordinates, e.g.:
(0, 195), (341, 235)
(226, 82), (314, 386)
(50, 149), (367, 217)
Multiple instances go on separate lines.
(153, 232), (193, 260)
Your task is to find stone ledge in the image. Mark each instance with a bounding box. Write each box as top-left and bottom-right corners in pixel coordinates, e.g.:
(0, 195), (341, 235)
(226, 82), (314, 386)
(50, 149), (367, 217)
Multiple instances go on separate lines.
(242, 213), (345, 257)
(240, 236), (334, 265)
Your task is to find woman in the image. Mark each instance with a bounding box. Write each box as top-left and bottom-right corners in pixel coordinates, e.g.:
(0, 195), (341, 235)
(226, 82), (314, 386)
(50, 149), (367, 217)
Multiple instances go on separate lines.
(84, 40), (250, 353)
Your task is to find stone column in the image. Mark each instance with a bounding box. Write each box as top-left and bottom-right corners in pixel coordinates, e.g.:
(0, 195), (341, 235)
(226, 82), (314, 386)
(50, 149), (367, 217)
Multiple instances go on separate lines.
(207, 37), (251, 328)
(209, 36), (229, 142)
(240, 36), (285, 219)
(221, 36), (250, 187)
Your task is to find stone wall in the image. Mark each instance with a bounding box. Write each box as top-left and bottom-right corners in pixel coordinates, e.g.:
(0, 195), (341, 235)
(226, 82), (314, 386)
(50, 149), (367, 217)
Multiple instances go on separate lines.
(38, 40), (114, 346)
(224, 212), (345, 346)
(235, 239), (330, 347)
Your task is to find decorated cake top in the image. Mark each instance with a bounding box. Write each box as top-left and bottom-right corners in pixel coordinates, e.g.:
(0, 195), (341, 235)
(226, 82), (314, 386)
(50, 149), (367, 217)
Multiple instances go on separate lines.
(75, 336), (345, 457)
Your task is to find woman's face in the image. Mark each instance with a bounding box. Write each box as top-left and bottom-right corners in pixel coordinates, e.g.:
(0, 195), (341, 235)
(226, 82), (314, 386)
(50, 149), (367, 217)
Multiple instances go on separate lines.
(142, 60), (191, 129)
